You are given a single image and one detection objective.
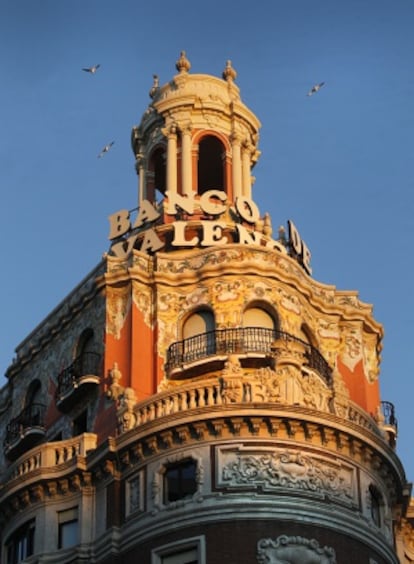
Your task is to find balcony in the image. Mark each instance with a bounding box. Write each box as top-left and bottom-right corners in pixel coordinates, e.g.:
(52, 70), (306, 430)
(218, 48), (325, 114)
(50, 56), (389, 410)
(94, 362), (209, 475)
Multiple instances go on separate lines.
(165, 327), (332, 385)
(56, 352), (102, 412)
(4, 403), (46, 460)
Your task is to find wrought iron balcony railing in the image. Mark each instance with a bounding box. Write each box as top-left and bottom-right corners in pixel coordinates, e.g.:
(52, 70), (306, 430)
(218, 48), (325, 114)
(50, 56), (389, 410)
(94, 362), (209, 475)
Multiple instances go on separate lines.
(4, 403), (46, 453)
(166, 327), (332, 385)
(379, 400), (398, 449)
(56, 352), (102, 405)
(380, 401), (398, 429)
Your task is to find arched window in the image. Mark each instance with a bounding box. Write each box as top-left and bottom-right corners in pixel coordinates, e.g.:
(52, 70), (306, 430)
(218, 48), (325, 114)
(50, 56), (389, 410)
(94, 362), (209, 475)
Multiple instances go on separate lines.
(152, 147), (166, 198)
(243, 307), (276, 330)
(24, 379), (44, 428)
(299, 323), (316, 346)
(242, 305), (278, 351)
(183, 310), (215, 339)
(75, 328), (100, 376)
(25, 379), (42, 408)
(197, 136), (225, 195)
(182, 309), (216, 362)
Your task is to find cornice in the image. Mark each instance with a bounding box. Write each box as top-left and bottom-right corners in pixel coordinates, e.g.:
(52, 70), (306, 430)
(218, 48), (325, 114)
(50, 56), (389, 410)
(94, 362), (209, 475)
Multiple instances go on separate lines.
(102, 244), (382, 334)
(6, 261), (106, 377)
(0, 404), (406, 531)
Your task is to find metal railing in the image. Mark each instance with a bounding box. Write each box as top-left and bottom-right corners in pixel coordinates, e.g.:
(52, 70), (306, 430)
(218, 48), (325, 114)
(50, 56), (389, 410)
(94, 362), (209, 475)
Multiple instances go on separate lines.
(4, 403), (46, 447)
(380, 401), (398, 430)
(56, 352), (102, 400)
(166, 327), (332, 385)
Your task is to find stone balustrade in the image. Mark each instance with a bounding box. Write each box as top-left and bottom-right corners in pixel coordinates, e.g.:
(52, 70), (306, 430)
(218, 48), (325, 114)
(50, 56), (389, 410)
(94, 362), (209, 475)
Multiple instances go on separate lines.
(7, 433), (97, 481)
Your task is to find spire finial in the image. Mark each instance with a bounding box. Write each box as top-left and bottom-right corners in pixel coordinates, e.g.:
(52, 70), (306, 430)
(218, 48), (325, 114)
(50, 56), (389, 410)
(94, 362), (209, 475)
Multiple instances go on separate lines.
(176, 51), (191, 74)
(149, 74), (160, 99)
(222, 60), (237, 82)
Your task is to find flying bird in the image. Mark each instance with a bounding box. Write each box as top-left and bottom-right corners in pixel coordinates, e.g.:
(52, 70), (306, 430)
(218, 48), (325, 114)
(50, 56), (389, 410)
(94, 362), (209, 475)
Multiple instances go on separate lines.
(97, 141), (115, 158)
(82, 64), (101, 74)
(307, 82), (325, 96)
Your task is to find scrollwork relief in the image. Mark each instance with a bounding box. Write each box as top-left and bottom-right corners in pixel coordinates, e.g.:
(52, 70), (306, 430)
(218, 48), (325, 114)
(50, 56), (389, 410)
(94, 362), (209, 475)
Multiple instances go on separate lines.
(251, 365), (331, 412)
(257, 535), (337, 564)
(219, 447), (353, 502)
(107, 288), (131, 339)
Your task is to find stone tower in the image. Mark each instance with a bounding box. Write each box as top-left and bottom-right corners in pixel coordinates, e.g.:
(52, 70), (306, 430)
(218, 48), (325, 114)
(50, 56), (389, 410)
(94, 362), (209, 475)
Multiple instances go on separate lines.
(0, 52), (412, 564)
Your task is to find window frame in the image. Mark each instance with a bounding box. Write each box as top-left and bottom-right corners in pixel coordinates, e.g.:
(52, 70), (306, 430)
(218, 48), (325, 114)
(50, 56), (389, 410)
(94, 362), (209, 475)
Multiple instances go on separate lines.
(125, 470), (145, 517)
(57, 507), (79, 550)
(151, 535), (206, 564)
(163, 458), (198, 504)
(6, 519), (35, 564)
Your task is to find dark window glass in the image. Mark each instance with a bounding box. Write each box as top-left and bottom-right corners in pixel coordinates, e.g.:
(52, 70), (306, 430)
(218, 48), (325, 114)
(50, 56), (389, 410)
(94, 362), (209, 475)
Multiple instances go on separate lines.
(164, 459), (197, 503)
(58, 519), (78, 549)
(370, 486), (382, 527)
(73, 410), (88, 436)
(6, 520), (35, 564)
(197, 136), (224, 194)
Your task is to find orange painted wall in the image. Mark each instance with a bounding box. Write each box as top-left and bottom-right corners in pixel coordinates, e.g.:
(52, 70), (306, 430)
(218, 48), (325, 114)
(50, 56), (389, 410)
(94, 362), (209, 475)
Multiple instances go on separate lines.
(104, 298), (132, 391)
(130, 301), (155, 400)
(337, 357), (381, 416)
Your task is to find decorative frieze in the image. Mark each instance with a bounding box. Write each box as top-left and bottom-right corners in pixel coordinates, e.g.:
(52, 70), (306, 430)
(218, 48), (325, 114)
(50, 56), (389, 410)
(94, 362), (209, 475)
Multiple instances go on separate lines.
(217, 445), (355, 504)
(257, 535), (336, 564)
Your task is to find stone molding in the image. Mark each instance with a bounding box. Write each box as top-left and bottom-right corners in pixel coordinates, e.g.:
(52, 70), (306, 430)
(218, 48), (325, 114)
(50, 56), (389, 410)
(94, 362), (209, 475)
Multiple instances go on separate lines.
(217, 445), (355, 505)
(257, 535), (336, 564)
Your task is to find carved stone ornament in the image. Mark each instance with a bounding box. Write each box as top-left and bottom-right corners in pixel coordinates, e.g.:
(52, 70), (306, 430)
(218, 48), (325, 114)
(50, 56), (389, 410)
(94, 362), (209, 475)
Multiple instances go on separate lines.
(117, 387), (137, 433)
(257, 535), (337, 564)
(107, 362), (124, 401)
(219, 447), (353, 503)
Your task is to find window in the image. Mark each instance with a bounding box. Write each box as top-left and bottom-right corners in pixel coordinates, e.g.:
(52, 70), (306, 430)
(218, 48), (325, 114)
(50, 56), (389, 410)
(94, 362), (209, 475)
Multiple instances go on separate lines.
(197, 136), (225, 194)
(183, 310), (215, 339)
(242, 305), (278, 351)
(73, 410), (88, 436)
(152, 147), (167, 198)
(242, 306), (276, 330)
(6, 520), (35, 564)
(126, 471), (144, 516)
(161, 549), (197, 564)
(25, 379), (42, 407)
(58, 507), (78, 549)
(182, 309), (216, 361)
(164, 459), (197, 503)
(24, 379), (44, 426)
(152, 536), (205, 564)
(369, 486), (382, 527)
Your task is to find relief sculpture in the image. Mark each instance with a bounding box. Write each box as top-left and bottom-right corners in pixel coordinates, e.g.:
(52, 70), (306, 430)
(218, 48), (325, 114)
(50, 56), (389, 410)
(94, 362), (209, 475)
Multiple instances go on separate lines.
(257, 535), (336, 564)
(220, 448), (353, 502)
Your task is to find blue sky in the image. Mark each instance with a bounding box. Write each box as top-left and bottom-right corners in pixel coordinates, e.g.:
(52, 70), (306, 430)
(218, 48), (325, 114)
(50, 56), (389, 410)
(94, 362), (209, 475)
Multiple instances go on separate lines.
(1, 1), (413, 480)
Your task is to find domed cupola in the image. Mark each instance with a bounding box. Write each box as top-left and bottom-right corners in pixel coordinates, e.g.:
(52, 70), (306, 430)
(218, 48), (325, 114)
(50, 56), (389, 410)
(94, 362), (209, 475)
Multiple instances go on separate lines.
(131, 51), (261, 208)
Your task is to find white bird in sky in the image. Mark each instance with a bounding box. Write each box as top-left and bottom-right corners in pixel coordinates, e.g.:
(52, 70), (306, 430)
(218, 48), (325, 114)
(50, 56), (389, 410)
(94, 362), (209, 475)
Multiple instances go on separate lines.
(97, 141), (115, 158)
(82, 64), (101, 74)
(307, 81), (325, 96)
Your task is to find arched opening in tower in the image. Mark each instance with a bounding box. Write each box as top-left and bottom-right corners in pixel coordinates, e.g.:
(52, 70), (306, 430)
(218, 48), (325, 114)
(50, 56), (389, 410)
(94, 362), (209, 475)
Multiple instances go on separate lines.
(152, 147), (166, 201)
(197, 136), (225, 195)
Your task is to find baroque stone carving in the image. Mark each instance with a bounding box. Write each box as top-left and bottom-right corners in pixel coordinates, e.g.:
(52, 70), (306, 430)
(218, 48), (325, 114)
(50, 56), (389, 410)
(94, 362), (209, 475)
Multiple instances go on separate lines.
(117, 387), (137, 433)
(107, 287), (131, 339)
(251, 365), (331, 412)
(219, 447), (353, 502)
(257, 535), (337, 564)
(107, 362), (124, 401)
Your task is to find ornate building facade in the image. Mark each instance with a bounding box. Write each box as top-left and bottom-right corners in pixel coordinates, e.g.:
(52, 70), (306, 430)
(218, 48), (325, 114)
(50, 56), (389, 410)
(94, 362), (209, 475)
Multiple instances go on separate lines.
(0, 52), (413, 564)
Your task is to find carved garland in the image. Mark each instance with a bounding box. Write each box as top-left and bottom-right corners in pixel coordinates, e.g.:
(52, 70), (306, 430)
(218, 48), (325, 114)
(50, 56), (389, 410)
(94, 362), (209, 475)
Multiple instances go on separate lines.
(257, 535), (337, 564)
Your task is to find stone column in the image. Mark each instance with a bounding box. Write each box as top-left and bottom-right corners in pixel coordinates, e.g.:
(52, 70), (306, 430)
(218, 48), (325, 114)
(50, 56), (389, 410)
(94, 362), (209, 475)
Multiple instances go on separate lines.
(241, 143), (252, 199)
(181, 124), (192, 196)
(136, 155), (146, 204)
(165, 124), (178, 196)
(231, 133), (242, 200)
